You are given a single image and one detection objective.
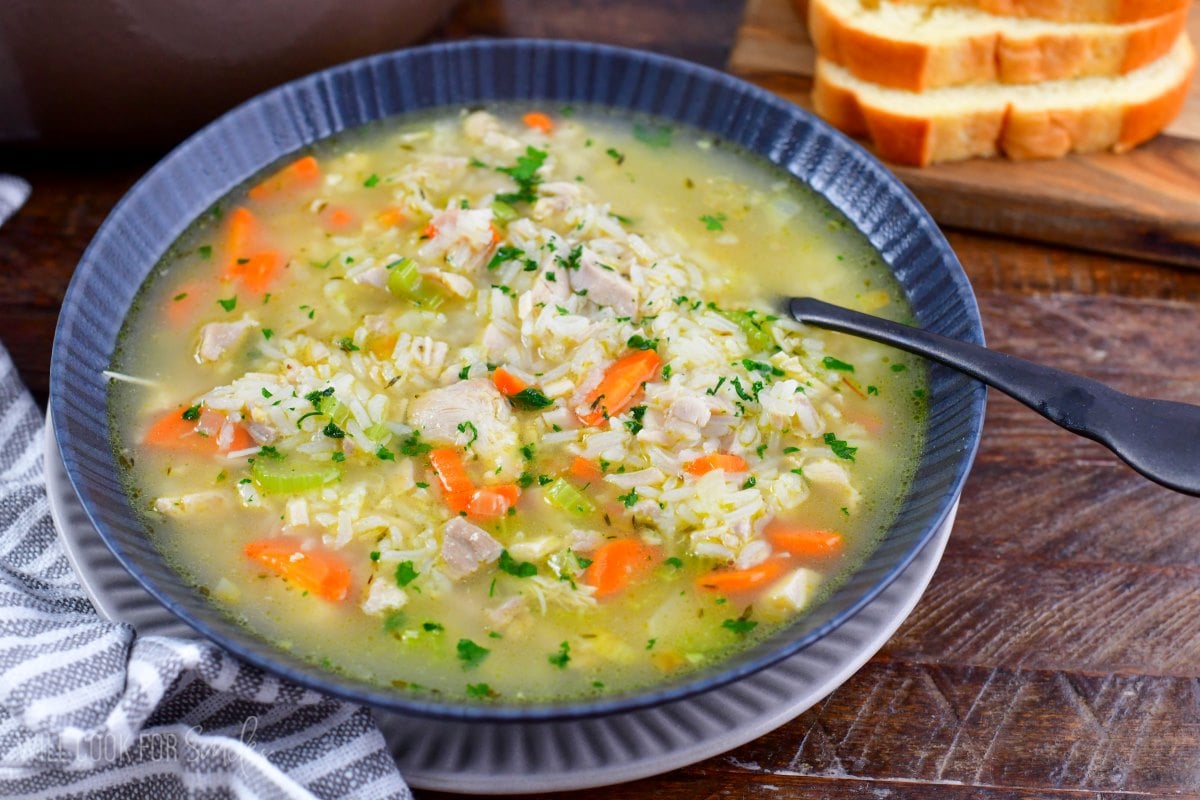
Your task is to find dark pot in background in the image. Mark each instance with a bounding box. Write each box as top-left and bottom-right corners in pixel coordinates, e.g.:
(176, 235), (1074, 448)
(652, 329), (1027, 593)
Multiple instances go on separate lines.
(0, 0), (458, 148)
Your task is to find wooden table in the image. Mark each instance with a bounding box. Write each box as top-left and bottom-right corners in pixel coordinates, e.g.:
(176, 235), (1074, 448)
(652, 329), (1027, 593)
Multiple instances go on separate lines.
(5, 1), (1200, 797)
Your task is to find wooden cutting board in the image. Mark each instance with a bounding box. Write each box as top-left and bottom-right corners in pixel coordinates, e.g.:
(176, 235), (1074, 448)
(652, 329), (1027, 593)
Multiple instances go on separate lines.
(729, 0), (1200, 269)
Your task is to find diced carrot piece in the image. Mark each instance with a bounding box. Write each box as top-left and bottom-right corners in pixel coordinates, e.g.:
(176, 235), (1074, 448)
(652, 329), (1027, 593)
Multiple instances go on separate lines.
(584, 539), (658, 598)
(224, 207), (257, 263)
(765, 522), (844, 559)
(288, 155), (321, 183)
(570, 456), (604, 482)
(522, 112), (555, 134)
(696, 558), (787, 595)
(491, 367), (529, 397)
(244, 537), (351, 601)
(464, 484), (521, 519)
(489, 484), (521, 506)
(369, 333), (398, 359)
(226, 250), (283, 294)
(248, 155), (321, 201)
(421, 222), (438, 239)
(376, 207), (407, 228)
(320, 206), (359, 233)
(144, 408), (201, 448)
(143, 407), (253, 454)
(429, 447), (474, 499)
(578, 350), (663, 426)
(165, 282), (204, 327)
(489, 222), (502, 245)
(684, 453), (749, 476)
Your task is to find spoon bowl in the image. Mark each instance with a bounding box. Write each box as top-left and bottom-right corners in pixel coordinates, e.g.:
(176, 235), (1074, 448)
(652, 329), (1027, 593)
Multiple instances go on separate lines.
(788, 296), (1200, 497)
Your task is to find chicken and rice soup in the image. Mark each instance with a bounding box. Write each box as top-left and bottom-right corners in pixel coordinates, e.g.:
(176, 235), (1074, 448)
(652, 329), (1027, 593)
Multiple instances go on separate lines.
(109, 107), (927, 702)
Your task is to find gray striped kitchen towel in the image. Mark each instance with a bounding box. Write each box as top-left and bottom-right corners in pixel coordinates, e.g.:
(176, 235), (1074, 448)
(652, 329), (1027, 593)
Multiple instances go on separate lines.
(0, 184), (412, 799)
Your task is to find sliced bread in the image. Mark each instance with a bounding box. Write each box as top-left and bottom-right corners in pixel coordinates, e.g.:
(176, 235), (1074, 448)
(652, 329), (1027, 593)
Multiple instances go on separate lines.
(810, 0), (1188, 91)
(875, 0), (1190, 24)
(813, 32), (1195, 164)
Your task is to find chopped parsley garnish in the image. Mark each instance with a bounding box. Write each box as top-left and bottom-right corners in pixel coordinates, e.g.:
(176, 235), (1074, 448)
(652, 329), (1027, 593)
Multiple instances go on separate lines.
(196, 245), (212, 259)
(337, 337), (359, 352)
(258, 445), (283, 460)
(645, 638), (656, 650)
(662, 364), (672, 380)
(456, 638), (491, 669)
(394, 560), (419, 587)
(633, 122), (673, 148)
(376, 446), (395, 461)
(262, 329), (274, 340)
(700, 212), (727, 231)
(822, 356), (855, 372)
(322, 421), (346, 439)
(741, 476), (757, 490)
(617, 489), (639, 508)
(422, 621), (444, 632)
(824, 432), (857, 462)
(331, 452), (346, 463)
(576, 554), (593, 569)
(520, 443), (536, 461)
(457, 420), (479, 446)
(383, 611), (406, 633)
(517, 471), (535, 488)
(363, 173), (380, 188)
(627, 334), (658, 351)
(867, 385), (879, 396)
(510, 387), (553, 410)
(181, 405), (201, 422)
(458, 364), (472, 380)
(399, 431), (432, 457)
(172, 292), (188, 302)
(498, 549), (537, 578)
(742, 358), (784, 376)
(547, 641), (571, 669)
(217, 296), (237, 312)
(624, 405), (647, 435)
(369, 551), (380, 561)
(890, 363), (907, 373)
(722, 618), (758, 635)
(466, 682), (494, 698)
(605, 147), (625, 165)
(664, 556), (683, 569)
(487, 245), (526, 271)
(495, 146), (547, 205)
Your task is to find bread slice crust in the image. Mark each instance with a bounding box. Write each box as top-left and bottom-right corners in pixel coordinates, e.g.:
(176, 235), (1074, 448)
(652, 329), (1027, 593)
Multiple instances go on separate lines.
(813, 33), (1196, 164)
(809, 0), (1189, 91)
(871, 0), (1190, 24)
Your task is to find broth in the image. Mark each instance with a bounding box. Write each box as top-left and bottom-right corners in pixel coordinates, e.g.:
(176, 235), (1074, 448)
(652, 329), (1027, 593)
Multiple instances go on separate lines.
(110, 106), (926, 702)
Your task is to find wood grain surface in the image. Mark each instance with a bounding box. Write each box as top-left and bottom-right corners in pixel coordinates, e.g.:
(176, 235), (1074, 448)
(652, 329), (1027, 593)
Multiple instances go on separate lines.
(4, 1), (1200, 798)
(730, 0), (1200, 270)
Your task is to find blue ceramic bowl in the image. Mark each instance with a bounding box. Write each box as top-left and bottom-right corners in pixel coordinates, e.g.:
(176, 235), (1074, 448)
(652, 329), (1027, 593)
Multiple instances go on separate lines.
(50, 39), (985, 721)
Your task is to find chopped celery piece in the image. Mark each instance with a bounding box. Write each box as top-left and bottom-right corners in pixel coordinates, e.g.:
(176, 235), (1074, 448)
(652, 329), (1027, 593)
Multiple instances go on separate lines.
(322, 398), (353, 426)
(411, 287), (445, 311)
(365, 422), (392, 442)
(491, 200), (517, 224)
(544, 478), (596, 516)
(718, 309), (772, 351)
(386, 258), (444, 311)
(252, 457), (341, 493)
(386, 258), (422, 297)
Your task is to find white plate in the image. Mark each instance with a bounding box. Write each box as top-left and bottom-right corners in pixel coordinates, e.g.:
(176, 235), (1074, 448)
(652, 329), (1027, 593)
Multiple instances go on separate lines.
(44, 412), (953, 794)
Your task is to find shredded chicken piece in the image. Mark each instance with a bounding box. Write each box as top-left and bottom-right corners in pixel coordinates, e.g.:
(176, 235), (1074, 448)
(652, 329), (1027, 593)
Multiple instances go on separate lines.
(408, 379), (519, 475)
(196, 318), (257, 363)
(570, 248), (638, 316)
(441, 517), (503, 579)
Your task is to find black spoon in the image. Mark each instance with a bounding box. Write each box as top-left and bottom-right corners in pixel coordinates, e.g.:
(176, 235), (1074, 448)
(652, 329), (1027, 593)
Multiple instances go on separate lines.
(787, 296), (1200, 497)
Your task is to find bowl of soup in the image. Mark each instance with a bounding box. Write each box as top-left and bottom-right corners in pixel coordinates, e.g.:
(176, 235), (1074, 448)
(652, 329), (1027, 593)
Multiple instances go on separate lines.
(51, 39), (985, 720)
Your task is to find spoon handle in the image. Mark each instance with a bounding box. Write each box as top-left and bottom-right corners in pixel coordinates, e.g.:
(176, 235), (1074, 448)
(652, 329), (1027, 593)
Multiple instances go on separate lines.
(788, 297), (1200, 496)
